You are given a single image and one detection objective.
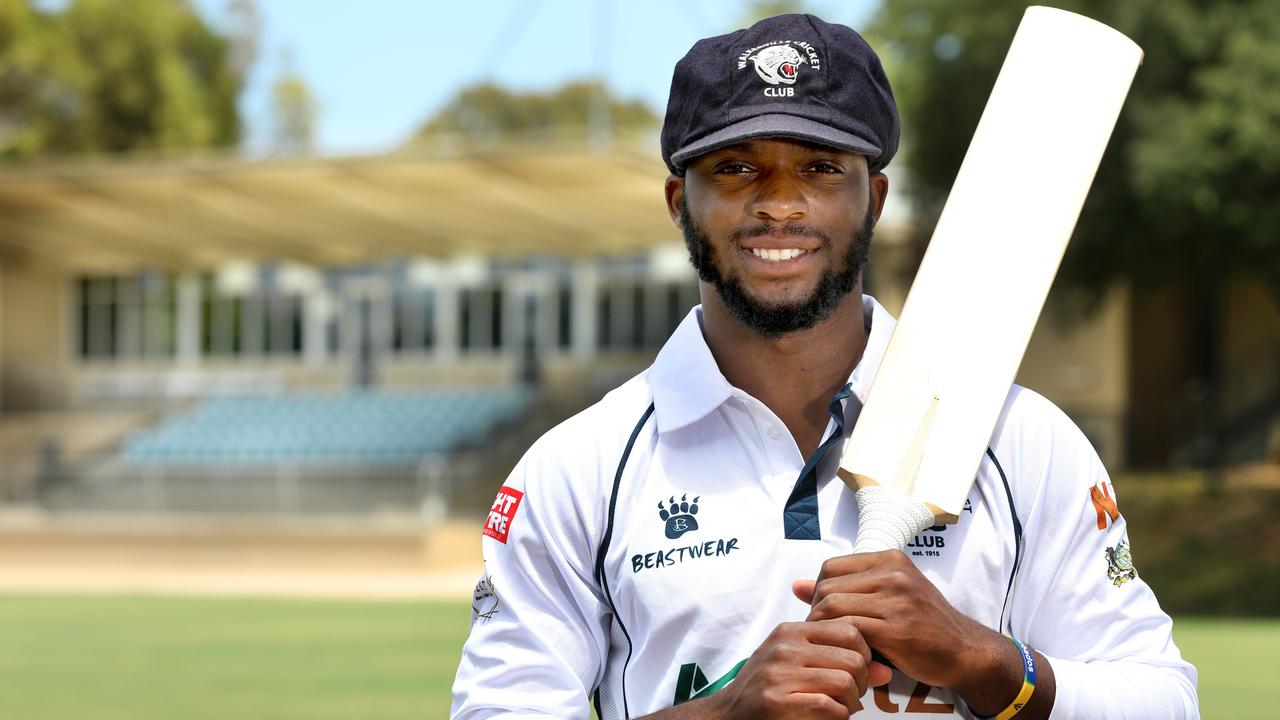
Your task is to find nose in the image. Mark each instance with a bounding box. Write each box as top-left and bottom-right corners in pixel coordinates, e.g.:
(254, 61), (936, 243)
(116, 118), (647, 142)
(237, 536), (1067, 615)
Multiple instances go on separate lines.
(750, 171), (808, 223)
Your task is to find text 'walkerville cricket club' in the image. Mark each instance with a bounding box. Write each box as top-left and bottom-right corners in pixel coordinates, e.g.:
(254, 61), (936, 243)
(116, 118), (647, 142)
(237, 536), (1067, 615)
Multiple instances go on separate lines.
(737, 40), (821, 97)
(632, 493), (741, 573)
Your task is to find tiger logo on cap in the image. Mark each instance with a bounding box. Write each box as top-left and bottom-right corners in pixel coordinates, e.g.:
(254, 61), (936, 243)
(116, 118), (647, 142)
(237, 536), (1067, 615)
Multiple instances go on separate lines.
(748, 44), (807, 85)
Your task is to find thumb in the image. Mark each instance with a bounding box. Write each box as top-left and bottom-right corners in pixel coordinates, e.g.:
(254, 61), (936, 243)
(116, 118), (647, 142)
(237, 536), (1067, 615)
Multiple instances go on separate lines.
(869, 660), (893, 687)
(791, 578), (817, 605)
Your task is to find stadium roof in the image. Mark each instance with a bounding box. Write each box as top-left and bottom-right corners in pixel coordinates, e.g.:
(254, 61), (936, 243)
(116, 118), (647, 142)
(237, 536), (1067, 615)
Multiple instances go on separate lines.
(0, 144), (679, 272)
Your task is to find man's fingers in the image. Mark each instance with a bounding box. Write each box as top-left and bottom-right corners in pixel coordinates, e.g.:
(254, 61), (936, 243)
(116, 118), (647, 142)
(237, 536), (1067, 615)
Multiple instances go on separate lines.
(815, 549), (908, 584)
(806, 666), (865, 713)
(801, 617), (874, 661)
(786, 692), (861, 718)
(868, 660), (893, 687)
(811, 562), (920, 606)
(807, 590), (885, 622)
(792, 578), (817, 604)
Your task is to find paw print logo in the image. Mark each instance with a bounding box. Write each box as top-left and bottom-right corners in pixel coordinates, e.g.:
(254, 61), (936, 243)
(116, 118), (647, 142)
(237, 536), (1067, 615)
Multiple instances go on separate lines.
(658, 494), (700, 539)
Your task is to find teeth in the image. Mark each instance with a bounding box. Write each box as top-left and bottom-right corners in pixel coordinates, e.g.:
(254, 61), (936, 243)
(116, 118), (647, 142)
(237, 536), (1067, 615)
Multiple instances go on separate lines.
(751, 248), (805, 262)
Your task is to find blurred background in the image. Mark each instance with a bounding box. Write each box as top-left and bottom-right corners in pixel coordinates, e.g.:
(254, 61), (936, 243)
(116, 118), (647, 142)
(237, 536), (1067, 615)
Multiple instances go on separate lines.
(0, 0), (1275, 717)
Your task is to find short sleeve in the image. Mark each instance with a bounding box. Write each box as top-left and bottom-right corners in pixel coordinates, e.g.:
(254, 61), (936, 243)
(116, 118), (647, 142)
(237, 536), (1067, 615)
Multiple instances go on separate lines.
(451, 447), (611, 720)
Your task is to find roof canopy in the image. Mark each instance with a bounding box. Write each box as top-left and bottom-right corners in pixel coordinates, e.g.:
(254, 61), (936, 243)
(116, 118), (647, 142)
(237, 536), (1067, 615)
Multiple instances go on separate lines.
(0, 144), (678, 273)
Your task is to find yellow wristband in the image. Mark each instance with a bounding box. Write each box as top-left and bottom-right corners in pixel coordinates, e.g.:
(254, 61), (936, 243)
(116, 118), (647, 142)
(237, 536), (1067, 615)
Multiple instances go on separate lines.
(982, 636), (1037, 720)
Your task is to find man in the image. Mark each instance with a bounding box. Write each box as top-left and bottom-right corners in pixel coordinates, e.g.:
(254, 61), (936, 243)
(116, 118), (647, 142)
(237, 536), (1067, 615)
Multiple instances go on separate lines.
(453, 14), (1198, 720)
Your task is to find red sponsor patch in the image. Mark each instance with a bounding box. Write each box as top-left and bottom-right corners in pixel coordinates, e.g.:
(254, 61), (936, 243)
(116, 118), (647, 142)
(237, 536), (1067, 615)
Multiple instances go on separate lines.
(483, 486), (524, 544)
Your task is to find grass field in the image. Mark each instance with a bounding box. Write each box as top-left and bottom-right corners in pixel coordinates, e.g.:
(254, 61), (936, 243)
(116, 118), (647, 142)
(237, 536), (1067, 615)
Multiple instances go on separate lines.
(0, 595), (1270, 719)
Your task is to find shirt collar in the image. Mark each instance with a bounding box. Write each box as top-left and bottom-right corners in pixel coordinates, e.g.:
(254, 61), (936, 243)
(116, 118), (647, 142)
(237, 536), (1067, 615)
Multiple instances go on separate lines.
(648, 294), (897, 434)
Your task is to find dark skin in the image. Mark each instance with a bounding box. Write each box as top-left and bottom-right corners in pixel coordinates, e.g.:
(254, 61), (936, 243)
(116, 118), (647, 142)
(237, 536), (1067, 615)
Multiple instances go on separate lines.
(639, 138), (1055, 719)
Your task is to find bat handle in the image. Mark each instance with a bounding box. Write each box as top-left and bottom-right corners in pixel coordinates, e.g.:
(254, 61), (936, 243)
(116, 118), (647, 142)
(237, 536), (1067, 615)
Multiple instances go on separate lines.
(851, 485), (937, 553)
(850, 485), (936, 675)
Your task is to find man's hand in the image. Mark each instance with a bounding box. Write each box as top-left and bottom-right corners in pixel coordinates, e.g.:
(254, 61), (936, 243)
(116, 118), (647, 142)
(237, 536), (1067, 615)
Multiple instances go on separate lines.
(642, 617), (892, 719)
(794, 550), (1053, 718)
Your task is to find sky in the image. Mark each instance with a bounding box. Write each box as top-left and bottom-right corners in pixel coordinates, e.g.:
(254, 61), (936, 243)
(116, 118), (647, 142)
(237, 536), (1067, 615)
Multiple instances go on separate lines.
(191, 0), (881, 158)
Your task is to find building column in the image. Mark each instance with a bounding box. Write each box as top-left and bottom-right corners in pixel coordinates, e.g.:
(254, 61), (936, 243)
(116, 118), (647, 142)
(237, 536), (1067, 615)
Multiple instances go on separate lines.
(434, 277), (459, 364)
(571, 261), (598, 359)
(303, 289), (329, 367)
(176, 273), (201, 366)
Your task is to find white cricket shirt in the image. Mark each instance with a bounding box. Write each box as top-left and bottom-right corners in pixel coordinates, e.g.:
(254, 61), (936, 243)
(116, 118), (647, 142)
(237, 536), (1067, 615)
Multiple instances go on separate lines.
(452, 295), (1198, 719)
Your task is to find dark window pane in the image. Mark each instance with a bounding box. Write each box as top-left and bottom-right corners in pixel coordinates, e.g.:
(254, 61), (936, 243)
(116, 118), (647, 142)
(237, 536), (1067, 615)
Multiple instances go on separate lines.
(423, 291), (436, 349)
(391, 293), (405, 351)
(597, 289), (612, 350)
(77, 278), (90, 359)
(631, 284), (645, 349)
(490, 288), (503, 349)
(459, 291), (472, 351)
(558, 285), (572, 349)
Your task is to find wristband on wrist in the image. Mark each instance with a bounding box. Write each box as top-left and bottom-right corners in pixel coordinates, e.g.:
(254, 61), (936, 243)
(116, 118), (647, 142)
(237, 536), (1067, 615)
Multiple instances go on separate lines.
(976, 636), (1037, 720)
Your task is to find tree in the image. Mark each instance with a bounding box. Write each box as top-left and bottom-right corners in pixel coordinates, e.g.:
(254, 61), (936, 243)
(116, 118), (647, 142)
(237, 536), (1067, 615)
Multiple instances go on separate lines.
(872, 0), (1280, 478)
(272, 72), (317, 156)
(270, 47), (317, 156)
(0, 0), (249, 160)
(873, 0), (1280, 294)
(413, 81), (656, 151)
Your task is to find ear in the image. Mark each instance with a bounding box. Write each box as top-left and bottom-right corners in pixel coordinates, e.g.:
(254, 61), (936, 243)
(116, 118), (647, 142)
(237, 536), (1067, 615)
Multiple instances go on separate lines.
(868, 172), (889, 223)
(664, 175), (685, 228)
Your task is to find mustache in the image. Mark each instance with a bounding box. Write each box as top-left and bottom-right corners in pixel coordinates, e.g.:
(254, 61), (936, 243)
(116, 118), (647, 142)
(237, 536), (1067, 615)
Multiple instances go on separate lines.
(729, 223), (831, 244)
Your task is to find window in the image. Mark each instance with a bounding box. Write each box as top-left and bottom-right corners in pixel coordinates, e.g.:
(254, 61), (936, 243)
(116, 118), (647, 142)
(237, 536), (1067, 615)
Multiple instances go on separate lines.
(392, 289), (436, 352)
(459, 285), (504, 352)
(75, 273), (175, 360)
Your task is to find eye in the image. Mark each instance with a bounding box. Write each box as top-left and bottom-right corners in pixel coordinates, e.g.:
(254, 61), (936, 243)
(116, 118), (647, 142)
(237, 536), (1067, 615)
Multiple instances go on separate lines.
(808, 161), (844, 174)
(714, 162), (754, 175)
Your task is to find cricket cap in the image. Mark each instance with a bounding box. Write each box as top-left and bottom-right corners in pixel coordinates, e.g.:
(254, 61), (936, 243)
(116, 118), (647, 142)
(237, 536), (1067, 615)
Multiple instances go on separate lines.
(661, 13), (899, 175)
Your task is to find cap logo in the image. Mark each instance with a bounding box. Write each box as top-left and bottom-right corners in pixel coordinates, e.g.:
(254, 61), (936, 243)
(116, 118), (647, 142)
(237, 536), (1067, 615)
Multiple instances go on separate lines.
(738, 41), (822, 97)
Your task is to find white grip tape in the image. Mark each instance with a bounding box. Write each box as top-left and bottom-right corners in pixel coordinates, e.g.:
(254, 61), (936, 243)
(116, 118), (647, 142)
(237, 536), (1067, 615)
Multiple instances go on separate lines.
(852, 486), (938, 553)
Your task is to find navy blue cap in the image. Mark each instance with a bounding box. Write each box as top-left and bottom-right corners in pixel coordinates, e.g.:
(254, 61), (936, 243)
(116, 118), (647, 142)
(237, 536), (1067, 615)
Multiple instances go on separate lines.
(661, 14), (899, 176)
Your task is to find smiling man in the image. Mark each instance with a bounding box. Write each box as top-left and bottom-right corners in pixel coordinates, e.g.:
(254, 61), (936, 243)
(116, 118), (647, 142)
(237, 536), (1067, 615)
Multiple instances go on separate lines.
(452, 14), (1198, 720)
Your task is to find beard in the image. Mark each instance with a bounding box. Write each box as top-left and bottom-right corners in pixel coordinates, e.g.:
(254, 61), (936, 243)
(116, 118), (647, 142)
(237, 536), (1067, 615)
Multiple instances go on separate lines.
(680, 197), (874, 337)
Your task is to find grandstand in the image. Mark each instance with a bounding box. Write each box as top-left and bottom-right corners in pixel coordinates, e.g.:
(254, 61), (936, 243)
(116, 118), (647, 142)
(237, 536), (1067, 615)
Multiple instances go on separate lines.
(120, 389), (530, 465)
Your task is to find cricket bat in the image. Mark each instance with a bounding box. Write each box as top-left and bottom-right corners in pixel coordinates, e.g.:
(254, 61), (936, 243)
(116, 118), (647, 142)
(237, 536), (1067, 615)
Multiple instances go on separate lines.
(838, 7), (1143, 553)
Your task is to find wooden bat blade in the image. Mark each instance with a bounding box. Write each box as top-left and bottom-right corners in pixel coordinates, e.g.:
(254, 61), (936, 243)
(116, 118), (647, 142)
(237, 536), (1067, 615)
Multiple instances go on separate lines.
(839, 7), (1142, 523)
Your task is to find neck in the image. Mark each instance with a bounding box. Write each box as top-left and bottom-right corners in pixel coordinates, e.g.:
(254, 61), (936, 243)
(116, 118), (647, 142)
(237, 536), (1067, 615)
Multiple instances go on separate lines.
(700, 286), (869, 456)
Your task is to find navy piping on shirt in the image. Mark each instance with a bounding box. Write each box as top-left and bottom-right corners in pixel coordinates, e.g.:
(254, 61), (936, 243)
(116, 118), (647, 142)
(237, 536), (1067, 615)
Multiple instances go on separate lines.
(593, 401), (654, 720)
(987, 447), (1025, 633)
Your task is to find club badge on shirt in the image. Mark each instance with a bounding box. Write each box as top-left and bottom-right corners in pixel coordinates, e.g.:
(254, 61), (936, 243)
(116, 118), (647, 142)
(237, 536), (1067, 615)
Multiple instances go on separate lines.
(472, 575), (501, 624)
(1106, 539), (1137, 586)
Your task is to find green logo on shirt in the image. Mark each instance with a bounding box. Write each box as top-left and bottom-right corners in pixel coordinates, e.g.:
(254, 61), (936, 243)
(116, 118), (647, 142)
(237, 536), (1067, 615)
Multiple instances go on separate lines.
(673, 658), (747, 704)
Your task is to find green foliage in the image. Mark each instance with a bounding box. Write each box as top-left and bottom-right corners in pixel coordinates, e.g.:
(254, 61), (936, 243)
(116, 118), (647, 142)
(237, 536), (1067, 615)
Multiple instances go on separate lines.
(870, 0), (1280, 291)
(0, 0), (245, 160)
(273, 71), (317, 155)
(1120, 473), (1280, 616)
(414, 81), (657, 149)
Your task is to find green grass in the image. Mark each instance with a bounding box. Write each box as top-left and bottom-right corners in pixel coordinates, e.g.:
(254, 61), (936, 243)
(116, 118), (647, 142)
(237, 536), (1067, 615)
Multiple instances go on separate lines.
(1175, 618), (1276, 720)
(0, 595), (472, 720)
(0, 595), (1271, 718)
